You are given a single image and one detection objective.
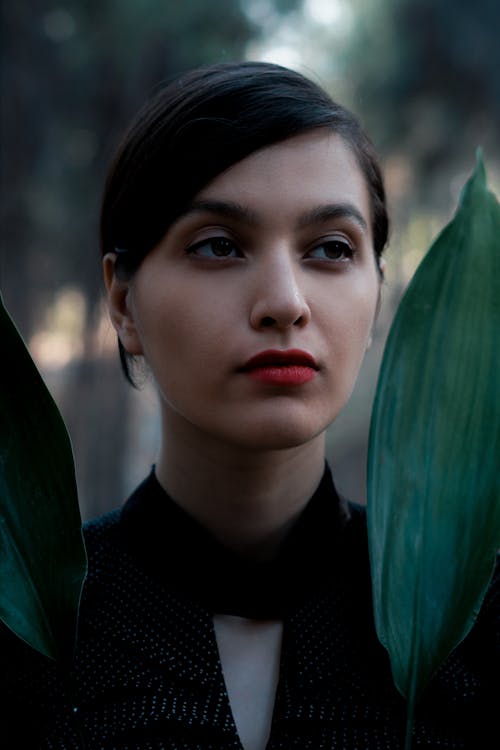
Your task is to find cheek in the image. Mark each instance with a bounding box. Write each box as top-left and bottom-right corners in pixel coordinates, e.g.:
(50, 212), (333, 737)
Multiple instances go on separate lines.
(321, 280), (379, 352)
(349, 298), (378, 347)
(354, 271), (381, 328)
(134, 284), (229, 378)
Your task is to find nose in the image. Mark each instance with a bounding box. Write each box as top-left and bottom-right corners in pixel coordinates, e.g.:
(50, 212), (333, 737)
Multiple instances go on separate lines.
(249, 251), (311, 331)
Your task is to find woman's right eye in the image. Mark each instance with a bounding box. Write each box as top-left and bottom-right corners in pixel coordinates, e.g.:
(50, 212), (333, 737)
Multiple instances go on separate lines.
(186, 236), (242, 259)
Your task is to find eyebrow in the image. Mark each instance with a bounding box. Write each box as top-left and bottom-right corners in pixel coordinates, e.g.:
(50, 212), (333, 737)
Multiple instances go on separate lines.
(296, 204), (369, 233)
(183, 199), (368, 233)
(185, 200), (258, 226)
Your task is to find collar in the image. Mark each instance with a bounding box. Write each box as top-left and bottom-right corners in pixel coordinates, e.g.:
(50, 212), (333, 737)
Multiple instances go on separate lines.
(118, 463), (363, 618)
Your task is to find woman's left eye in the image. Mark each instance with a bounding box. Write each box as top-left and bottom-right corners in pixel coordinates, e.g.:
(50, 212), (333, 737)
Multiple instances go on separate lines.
(187, 236), (241, 258)
(307, 238), (354, 262)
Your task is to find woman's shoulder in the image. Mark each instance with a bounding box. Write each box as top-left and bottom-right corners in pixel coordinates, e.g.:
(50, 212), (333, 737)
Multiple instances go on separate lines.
(82, 507), (125, 573)
(84, 506), (121, 535)
(80, 500), (145, 599)
(82, 469), (157, 555)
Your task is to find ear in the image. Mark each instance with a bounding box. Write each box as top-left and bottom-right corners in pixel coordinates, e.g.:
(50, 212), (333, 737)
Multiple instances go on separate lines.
(366, 257), (386, 351)
(102, 253), (144, 355)
(378, 256), (386, 280)
(374, 256), (386, 320)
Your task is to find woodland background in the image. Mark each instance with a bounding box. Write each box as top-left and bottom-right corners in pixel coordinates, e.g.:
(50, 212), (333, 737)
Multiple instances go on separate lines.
(1, 0), (499, 518)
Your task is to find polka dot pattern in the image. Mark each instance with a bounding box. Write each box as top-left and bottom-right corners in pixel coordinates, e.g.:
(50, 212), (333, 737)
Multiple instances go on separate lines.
(1, 468), (498, 749)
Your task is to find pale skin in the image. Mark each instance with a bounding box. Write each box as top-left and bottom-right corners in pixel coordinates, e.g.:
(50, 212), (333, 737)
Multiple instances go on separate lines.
(104, 129), (383, 750)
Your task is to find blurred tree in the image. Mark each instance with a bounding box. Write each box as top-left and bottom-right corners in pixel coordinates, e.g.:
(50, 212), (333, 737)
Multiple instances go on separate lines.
(0, 0), (300, 517)
(343, 0), (499, 206)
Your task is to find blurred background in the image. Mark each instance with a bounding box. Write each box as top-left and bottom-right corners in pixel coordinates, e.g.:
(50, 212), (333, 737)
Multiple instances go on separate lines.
(1, 0), (499, 519)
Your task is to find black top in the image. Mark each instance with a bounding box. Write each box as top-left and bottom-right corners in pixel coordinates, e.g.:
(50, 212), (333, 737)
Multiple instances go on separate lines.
(1, 464), (499, 748)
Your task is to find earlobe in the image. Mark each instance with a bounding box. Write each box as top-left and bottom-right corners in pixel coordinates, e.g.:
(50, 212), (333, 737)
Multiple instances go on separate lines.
(102, 253), (143, 355)
(378, 257), (386, 279)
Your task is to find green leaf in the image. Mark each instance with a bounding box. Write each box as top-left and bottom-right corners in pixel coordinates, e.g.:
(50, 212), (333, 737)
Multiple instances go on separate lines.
(0, 294), (87, 663)
(367, 152), (500, 740)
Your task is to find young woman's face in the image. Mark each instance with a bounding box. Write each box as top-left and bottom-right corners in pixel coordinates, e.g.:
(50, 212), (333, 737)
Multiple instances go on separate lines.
(113, 130), (382, 452)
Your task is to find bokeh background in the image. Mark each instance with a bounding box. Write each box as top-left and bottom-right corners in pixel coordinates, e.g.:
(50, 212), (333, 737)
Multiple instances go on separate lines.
(1, 0), (499, 519)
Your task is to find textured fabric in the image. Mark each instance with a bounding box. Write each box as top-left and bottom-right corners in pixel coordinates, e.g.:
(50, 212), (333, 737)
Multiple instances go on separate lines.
(1, 465), (499, 749)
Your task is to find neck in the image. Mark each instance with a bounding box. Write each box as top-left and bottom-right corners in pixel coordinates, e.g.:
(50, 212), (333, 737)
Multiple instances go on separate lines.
(155, 413), (326, 562)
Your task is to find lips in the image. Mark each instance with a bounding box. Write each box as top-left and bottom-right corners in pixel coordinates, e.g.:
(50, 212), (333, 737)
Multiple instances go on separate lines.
(241, 349), (318, 370)
(239, 349), (318, 385)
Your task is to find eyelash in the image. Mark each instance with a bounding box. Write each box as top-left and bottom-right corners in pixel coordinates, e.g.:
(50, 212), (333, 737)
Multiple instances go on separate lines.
(186, 235), (355, 263)
(186, 236), (242, 259)
(307, 238), (354, 263)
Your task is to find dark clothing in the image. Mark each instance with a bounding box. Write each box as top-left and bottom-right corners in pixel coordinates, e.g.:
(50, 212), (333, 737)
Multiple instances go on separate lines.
(2, 465), (499, 748)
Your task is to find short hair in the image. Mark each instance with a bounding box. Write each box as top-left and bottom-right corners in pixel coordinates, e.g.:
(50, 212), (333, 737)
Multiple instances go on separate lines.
(100, 61), (389, 384)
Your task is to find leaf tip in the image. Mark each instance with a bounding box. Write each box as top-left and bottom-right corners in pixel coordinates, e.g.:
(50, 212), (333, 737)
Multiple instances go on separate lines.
(459, 147), (488, 207)
(474, 146), (486, 182)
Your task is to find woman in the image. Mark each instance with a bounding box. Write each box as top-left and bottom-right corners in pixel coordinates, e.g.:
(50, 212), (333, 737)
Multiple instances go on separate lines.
(2, 61), (497, 749)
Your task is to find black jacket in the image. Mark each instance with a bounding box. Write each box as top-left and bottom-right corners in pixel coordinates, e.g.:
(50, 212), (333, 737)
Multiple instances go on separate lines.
(2, 465), (499, 748)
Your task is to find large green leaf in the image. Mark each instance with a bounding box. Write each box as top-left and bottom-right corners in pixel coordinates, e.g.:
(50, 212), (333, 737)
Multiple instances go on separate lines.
(367, 152), (500, 742)
(0, 294), (87, 663)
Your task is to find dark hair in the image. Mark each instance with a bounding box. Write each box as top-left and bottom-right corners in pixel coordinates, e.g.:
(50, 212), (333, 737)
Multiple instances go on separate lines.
(100, 60), (389, 384)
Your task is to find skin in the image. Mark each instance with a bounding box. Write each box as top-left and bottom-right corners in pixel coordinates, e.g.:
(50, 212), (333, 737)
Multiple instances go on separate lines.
(104, 128), (384, 749)
(104, 129), (383, 560)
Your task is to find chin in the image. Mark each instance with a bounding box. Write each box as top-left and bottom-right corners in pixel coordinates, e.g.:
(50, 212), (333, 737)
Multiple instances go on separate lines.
(223, 415), (332, 453)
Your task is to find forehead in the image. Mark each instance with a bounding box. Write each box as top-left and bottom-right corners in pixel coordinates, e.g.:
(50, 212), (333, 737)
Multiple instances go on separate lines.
(193, 130), (371, 231)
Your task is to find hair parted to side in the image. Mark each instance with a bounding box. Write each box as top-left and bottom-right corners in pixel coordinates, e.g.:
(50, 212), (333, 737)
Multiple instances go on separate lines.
(100, 60), (389, 385)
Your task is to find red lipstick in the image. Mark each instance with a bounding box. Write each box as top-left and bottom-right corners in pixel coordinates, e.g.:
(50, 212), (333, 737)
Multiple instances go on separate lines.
(240, 349), (318, 385)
